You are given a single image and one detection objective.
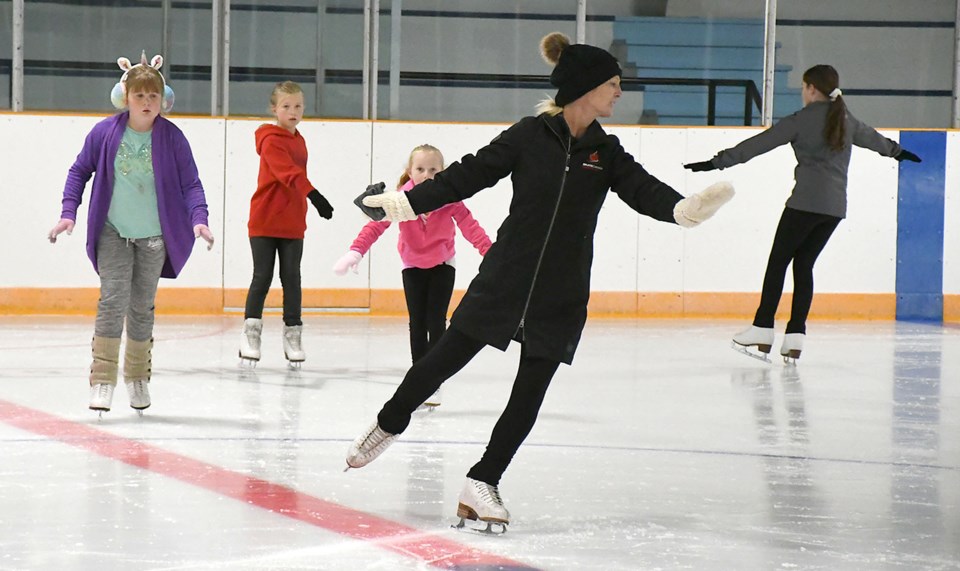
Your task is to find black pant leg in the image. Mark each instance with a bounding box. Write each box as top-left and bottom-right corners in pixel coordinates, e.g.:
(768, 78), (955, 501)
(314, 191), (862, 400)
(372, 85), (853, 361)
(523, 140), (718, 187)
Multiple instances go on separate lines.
(245, 237), (278, 319)
(787, 216), (841, 334)
(378, 327), (485, 434)
(277, 238), (304, 326)
(424, 264), (456, 355)
(401, 267), (431, 363)
(466, 345), (560, 487)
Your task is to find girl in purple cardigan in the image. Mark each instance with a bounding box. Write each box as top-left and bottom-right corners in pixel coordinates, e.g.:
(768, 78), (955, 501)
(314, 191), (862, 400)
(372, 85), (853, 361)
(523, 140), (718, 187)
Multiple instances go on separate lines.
(333, 144), (491, 406)
(47, 53), (214, 416)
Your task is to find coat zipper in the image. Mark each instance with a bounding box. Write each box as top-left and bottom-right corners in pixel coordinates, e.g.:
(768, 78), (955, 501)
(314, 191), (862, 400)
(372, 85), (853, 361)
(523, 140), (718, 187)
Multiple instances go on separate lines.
(515, 125), (572, 341)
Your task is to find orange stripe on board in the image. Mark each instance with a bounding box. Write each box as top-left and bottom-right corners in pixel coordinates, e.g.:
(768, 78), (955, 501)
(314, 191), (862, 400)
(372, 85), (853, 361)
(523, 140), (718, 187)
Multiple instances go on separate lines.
(1, 287), (904, 320)
(0, 399), (536, 570)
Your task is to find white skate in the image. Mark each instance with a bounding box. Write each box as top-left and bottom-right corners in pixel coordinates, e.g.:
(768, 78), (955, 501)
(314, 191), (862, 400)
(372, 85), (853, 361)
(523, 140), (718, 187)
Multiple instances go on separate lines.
(453, 477), (509, 535)
(344, 422), (398, 471)
(125, 379), (151, 414)
(239, 318), (262, 367)
(731, 325), (774, 363)
(780, 333), (804, 364)
(282, 325), (306, 368)
(89, 383), (115, 418)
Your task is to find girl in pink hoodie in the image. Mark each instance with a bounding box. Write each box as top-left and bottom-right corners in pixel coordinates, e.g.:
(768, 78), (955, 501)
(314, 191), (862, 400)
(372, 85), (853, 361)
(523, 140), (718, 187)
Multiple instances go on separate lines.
(334, 144), (491, 405)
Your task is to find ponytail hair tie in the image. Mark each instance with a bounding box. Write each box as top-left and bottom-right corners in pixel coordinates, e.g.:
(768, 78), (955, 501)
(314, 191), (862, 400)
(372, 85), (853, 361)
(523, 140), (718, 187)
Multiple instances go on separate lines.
(829, 88), (842, 101)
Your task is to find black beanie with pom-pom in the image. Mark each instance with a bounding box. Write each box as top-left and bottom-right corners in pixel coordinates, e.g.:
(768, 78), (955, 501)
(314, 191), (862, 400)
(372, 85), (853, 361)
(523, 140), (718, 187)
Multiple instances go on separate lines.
(541, 32), (621, 107)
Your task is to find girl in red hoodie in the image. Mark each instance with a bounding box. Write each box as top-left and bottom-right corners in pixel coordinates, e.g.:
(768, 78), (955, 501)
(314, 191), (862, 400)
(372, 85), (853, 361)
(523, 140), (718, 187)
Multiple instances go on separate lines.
(333, 144), (491, 404)
(240, 81), (334, 367)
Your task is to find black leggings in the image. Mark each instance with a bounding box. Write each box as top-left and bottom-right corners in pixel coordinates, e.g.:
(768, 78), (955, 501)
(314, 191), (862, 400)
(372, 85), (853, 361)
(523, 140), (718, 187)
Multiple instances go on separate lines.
(753, 207), (841, 334)
(378, 327), (560, 487)
(244, 237), (304, 326)
(401, 264), (456, 363)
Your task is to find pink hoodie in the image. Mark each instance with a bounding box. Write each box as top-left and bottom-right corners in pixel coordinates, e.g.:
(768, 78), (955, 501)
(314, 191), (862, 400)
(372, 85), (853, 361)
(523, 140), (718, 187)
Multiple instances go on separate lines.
(349, 179), (491, 269)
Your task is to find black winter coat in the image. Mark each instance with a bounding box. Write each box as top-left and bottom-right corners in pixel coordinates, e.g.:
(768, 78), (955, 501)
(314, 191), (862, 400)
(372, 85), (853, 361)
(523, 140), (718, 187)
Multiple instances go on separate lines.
(406, 112), (683, 364)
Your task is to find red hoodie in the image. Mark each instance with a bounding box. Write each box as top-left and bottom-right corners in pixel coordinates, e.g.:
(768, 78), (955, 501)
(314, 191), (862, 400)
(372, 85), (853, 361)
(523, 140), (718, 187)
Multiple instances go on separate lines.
(248, 124), (316, 239)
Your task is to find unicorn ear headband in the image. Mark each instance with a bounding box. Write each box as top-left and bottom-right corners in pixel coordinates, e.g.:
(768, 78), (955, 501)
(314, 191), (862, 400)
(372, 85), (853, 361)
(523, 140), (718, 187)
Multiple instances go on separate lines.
(110, 51), (175, 113)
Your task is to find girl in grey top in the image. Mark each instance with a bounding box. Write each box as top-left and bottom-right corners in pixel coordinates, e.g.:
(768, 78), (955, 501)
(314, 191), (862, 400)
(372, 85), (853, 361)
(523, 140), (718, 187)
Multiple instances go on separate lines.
(685, 64), (920, 363)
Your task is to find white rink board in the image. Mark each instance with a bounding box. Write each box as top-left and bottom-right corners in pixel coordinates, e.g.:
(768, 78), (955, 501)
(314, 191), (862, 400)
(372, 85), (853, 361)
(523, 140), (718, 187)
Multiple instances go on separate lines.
(945, 131), (960, 296)
(0, 113), (938, 302)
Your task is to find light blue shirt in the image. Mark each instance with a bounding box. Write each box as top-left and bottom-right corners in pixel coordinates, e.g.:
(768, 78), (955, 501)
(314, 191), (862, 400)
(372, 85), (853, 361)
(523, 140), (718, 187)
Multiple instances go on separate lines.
(108, 127), (162, 238)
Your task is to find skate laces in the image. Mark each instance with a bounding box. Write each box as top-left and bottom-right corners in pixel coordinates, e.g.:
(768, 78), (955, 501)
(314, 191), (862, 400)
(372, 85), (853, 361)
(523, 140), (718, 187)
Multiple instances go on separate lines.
(475, 481), (504, 507)
(96, 384), (111, 398)
(285, 329), (302, 351)
(360, 425), (394, 455)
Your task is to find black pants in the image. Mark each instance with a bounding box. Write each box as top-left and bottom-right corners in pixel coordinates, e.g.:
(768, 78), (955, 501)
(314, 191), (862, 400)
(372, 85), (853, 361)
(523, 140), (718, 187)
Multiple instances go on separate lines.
(754, 207), (841, 334)
(244, 237), (304, 326)
(378, 327), (560, 487)
(401, 264), (456, 363)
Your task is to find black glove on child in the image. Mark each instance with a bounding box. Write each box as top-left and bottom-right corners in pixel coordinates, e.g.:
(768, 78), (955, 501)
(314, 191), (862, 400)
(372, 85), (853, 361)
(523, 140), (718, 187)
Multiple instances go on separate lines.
(683, 160), (717, 172)
(308, 190), (334, 219)
(353, 182), (387, 221)
(895, 149), (921, 163)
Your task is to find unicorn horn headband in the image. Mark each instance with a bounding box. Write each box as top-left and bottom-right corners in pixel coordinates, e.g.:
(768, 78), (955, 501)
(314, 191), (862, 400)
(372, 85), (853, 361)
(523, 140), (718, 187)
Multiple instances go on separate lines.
(110, 50), (175, 113)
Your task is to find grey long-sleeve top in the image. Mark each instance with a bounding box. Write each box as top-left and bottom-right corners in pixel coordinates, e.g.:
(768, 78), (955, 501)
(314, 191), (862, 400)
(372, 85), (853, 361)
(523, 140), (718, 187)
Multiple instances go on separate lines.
(709, 101), (901, 218)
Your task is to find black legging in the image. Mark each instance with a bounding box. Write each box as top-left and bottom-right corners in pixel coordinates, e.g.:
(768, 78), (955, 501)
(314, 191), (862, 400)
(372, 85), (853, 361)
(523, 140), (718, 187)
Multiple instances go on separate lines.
(401, 264), (456, 363)
(753, 207), (841, 334)
(378, 327), (560, 487)
(244, 237), (304, 326)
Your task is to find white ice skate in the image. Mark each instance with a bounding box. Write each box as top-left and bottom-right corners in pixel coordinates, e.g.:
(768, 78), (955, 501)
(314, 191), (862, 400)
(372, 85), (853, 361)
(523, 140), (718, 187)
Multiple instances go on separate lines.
(780, 333), (804, 365)
(125, 379), (151, 414)
(89, 383), (115, 417)
(344, 422), (398, 471)
(239, 318), (262, 367)
(453, 477), (509, 535)
(282, 325), (306, 368)
(731, 325), (774, 363)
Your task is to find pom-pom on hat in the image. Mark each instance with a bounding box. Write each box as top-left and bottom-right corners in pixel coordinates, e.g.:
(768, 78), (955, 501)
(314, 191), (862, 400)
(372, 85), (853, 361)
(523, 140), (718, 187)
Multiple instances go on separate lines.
(540, 32), (621, 107)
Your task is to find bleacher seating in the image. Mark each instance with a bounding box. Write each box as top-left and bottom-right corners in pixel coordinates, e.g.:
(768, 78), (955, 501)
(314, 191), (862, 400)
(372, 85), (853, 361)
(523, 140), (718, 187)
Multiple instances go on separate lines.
(612, 17), (802, 125)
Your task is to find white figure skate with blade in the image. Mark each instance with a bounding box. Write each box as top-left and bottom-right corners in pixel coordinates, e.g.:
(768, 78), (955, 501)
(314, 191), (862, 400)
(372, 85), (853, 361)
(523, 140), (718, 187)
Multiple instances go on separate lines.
(780, 333), (804, 365)
(452, 477), (509, 535)
(282, 325), (306, 369)
(731, 325), (774, 363)
(344, 422), (398, 471)
(239, 318), (262, 367)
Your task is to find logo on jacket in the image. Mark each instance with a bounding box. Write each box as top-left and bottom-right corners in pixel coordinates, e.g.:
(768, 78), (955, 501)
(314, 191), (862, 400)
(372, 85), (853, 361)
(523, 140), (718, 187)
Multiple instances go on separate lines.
(582, 150), (603, 171)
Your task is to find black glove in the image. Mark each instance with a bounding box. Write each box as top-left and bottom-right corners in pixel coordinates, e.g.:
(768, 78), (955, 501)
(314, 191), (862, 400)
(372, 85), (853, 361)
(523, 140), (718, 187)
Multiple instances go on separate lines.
(353, 182), (387, 221)
(895, 149), (921, 163)
(684, 160), (717, 172)
(307, 190), (333, 219)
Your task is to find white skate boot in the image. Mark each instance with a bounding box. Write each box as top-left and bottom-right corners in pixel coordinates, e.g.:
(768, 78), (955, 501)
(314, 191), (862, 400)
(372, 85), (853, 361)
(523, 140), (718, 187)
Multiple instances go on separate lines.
(125, 379), (151, 412)
(780, 333), (804, 364)
(239, 318), (262, 366)
(89, 383), (115, 413)
(345, 422), (398, 470)
(731, 325), (775, 363)
(123, 338), (152, 414)
(282, 325), (306, 368)
(454, 477), (510, 535)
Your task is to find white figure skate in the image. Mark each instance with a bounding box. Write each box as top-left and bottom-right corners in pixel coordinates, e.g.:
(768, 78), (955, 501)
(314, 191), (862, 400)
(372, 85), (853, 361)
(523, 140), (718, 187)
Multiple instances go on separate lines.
(89, 383), (115, 418)
(780, 333), (804, 365)
(125, 379), (150, 415)
(282, 325), (306, 368)
(239, 318), (262, 367)
(344, 422), (398, 471)
(453, 477), (509, 535)
(731, 325), (774, 363)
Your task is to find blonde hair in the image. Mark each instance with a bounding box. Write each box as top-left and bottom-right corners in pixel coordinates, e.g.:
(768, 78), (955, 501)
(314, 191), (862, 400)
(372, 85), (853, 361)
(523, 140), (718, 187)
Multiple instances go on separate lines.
(535, 96), (563, 116)
(398, 144), (444, 188)
(124, 66), (164, 96)
(269, 80), (303, 110)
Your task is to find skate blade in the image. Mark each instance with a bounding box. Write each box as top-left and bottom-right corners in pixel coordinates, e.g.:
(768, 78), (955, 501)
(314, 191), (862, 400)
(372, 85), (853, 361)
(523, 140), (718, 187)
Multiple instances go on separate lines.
(782, 355), (799, 366)
(452, 518), (507, 535)
(731, 341), (771, 363)
(239, 357), (259, 369)
(287, 361), (303, 370)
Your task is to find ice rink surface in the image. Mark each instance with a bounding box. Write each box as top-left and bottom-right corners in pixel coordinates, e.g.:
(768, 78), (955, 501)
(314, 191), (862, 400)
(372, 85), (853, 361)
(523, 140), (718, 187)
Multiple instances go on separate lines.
(0, 315), (957, 570)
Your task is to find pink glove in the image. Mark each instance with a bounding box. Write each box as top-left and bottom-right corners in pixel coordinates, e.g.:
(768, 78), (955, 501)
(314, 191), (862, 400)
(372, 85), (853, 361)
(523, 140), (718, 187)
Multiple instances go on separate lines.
(48, 218), (75, 243)
(333, 250), (363, 275)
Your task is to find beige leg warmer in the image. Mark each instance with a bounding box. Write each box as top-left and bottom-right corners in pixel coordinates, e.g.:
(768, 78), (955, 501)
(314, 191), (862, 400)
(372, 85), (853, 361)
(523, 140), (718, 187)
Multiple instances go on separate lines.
(123, 338), (153, 383)
(90, 336), (122, 386)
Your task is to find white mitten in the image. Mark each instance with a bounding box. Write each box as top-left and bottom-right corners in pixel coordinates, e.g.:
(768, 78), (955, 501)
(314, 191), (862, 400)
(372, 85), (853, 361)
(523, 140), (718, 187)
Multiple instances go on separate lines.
(362, 191), (416, 222)
(333, 250), (363, 275)
(673, 181), (735, 228)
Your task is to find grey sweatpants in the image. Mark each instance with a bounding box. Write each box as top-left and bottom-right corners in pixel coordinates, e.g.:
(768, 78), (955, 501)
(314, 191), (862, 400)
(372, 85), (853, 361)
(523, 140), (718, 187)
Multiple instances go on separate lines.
(94, 226), (166, 341)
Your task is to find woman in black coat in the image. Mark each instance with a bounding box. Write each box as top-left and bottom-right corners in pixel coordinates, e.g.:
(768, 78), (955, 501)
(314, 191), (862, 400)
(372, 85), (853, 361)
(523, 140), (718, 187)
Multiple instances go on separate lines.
(346, 32), (734, 532)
